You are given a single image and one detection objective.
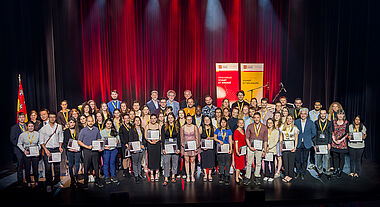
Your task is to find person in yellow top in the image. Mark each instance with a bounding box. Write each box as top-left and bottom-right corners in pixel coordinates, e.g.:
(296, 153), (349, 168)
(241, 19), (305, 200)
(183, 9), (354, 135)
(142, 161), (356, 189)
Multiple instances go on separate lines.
(183, 98), (196, 117)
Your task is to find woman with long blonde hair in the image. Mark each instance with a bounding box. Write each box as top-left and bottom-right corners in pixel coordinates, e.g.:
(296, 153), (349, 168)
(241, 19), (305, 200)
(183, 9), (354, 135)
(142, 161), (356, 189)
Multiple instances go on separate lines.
(328, 102), (343, 121)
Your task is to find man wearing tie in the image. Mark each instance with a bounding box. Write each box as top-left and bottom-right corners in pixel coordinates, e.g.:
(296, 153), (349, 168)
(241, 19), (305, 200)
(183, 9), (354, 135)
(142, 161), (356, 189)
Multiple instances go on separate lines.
(295, 108), (316, 180)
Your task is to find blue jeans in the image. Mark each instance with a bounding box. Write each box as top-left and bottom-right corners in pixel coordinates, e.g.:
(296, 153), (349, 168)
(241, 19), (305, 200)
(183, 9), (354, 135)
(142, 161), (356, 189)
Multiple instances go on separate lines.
(102, 149), (118, 178)
(66, 150), (81, 179)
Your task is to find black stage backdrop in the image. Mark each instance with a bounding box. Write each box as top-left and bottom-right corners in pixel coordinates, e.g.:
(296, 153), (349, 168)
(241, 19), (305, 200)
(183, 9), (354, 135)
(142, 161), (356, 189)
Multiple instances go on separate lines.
(1, 0), (379, 168)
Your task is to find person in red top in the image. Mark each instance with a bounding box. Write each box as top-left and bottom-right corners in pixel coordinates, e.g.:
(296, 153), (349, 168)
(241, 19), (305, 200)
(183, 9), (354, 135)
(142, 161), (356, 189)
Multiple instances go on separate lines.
(233, 119), (246, 184)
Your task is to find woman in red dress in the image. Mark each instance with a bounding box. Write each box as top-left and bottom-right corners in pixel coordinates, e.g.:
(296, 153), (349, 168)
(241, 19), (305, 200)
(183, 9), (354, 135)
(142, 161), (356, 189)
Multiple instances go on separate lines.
(233, 119), (246, 184)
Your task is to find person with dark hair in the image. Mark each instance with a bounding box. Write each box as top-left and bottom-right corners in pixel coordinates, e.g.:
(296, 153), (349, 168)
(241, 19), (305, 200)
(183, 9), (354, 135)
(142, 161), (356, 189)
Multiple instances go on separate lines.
(307, 101), (322, 170)
(63, 117), (81, 188)
(348, 115), (367, 178)
(57, 100), (70, 129)
(202, 95), (217, 118)
(161, 113), (181, 186)
(145, 114), (161, 181)
(132, 100), (142, 117)
(244, 112), (268, 186)
(199, 115), (216, 182)
(69, 108), (80, 122)
(231, 90), (249, 116)
(128, 116), (146, 183)
(331, 109), (349, 178)
(10, 112), (27, 187)
(279, 96), (294, 109)
(17, 121), (40, 188)
(101, 118), (120, 185)
(263, 118), (279, 183)
(107, 90), (122, 115)
(82, 103), (91, 118)
(78, 114), (87, 130)
(154, 98), (167, 116)
(40, 112), (64, 192)
(259, 98), (273, 124)
(183, 98), (196, 117)
(192, 106), (203, 128)
(249, 98), (259, 111)
(212, 108), (222, 129)
(214, 118), (233, 185)
(39, 109), (49, 126)
(119, 113), (132, 177)
(228, 107), (239, 133)
(181, 115), (200, 182)
(290, 98), (303, 120)
(78, 116), (103, 188)
(180, 90), (198, 109)
(29, 110), (42, 131)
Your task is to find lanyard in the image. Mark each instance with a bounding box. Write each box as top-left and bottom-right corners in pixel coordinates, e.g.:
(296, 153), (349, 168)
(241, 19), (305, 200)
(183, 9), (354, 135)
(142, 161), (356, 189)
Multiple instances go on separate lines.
(205, 126), (211, 138)
(237, 102), (244, 112)
(123, 123), (130, 131)
(112, 101), (119, 109)
(260, 110), (268, 122)
(169, 124), (174, 137)
(179, 119), (185, 127)
(137, 129), (142, 140)
(98, 123), (104, 131)
(19, 124), (26, 132)
(354, 126), (359, 132)
(221, 129), (226, 142)
(195, 116), (201, 127)
(70, 129), (76, 140)
(319, 119), (327, 134)
(106, 129), (112, 137)
(254, 123), (261, 137)
(27, 131), (34, 144)
(62, 111), (68, 123)
(285, 126), (292, 138)
(114, 120), (120, 130)
(267, 129), (273, 144)
(295, 109), (300, 119)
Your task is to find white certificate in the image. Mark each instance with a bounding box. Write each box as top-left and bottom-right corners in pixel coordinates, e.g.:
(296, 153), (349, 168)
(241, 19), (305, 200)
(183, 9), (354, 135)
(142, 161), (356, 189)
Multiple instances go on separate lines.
(316, 145), (328, 155)
(48, 152), (61, 163)
(352, 132), (363, 142)
(201, 139), (214, 149)
(217, 144), (229, 153)
(184, 140), (196, 151)
(92, 140), (104, 151)
(239, 146), (247, 156)
(165, 144), (177, 154)
(129, 141), (141, 152)
(147, 130), (160, 140)
(68, 139), (80, 151)
(124, 149), (131, 158)
(105, 138), (117, 148)
(253, 140), (263, 150)
(26, 146), (39, 157)
(282, 140), (295, 151)
(264, 152), (274, 161)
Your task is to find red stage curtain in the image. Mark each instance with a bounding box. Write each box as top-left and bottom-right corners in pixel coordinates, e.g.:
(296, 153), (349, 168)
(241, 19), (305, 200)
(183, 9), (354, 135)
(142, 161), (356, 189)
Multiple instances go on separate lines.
(79, 0), (283, 105)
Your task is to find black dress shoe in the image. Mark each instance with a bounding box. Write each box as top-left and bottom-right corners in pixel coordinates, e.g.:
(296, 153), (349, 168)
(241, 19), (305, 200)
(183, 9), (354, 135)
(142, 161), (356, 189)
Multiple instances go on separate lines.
(337, 169), (342, 178)
(254, 178), (261, 185)
(219, 175), (224, 184)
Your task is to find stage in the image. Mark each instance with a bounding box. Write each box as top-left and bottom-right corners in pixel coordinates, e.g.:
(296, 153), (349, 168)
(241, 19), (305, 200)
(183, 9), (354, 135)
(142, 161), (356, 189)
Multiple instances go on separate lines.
(1, 159), (380, 207)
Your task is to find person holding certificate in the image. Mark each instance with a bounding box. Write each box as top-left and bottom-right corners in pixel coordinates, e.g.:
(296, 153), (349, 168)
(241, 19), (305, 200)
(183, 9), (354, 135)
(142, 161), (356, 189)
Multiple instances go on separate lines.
(128, 116), (146, 184)
(331, 109), (349, 178)
(279, 115), (299, 183)
(243, 112), (268, 186)
(294, 108), (316, 180)
(233, 119), (246, 184)
(199, 116), (216, 182)
(100, 119), (120, 185)
(40, 113), (64, 192)
(263, 119), (279, 183)
(312, 109), (333, 178)
(180, 115), (200, 182)
(348, 115), (367, 178)
(145, 114), (162, 182)
(63, 118), (81, 188)
(161, 113), (181, 186)
(77, 116), (103, 188)
(273, 111), (283, 178)
(214, 118), (233, 185)
(119, 113), (132, 177)
(17, 121), (41, 188)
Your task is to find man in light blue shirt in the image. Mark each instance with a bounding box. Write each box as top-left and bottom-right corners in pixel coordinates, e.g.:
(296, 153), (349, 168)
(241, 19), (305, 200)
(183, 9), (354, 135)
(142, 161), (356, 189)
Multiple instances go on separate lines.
(244, 107), (255, 131)
(166, 90), (179, 117)
(309, 100), (322, 122)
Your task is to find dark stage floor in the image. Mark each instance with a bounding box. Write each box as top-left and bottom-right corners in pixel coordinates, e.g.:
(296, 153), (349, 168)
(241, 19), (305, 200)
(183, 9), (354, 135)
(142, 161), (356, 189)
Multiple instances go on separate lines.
(2, 159), (380, 207)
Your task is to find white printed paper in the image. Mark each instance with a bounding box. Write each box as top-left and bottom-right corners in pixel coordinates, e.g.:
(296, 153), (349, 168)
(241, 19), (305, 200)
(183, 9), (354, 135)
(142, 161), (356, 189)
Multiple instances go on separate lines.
(201, 139), (214, 149)
(26, 146), (39, 157)
(147, 130), (160, 140)
(48, 152), (61, 163)
(92, 140), (104, 151)
(105, 138), (117, 148)
(316, 145), (328, 155)
(184, 140), (196, 151)
(253, 140), (263, 150)
(68, 139), (80, 151)
(282, 140), (295, 151)
(352, 132), (363, 142)
(129, 141), (141, 152)
(217, 144), (229, 153)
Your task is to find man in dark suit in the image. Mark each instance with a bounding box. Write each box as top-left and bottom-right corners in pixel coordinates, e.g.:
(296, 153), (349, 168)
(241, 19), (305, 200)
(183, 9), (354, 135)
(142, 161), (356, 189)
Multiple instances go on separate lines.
(10, 112), (27, 186)
(294, 108), (316, 180)
(180, 90), (198, 109)
(146, 90), (159, 114)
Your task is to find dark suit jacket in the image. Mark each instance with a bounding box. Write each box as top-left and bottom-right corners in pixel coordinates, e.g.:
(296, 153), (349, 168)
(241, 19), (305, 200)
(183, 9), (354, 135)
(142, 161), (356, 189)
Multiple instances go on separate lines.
(192, 115), (204, 127)
(295, 119), (316, 149)
(10, 124), (25, 152)
(146, 99), (159, 114)
(128, 127), (147, 146)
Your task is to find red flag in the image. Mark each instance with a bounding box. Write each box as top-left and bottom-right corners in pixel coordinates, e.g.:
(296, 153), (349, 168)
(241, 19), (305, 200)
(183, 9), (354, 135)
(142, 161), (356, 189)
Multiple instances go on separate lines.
(17, 74), (28, 123)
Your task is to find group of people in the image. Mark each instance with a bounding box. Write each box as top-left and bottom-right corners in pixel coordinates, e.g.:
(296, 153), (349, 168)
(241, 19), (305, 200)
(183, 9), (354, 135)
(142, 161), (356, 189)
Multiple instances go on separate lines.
(10, 89), (367, 192)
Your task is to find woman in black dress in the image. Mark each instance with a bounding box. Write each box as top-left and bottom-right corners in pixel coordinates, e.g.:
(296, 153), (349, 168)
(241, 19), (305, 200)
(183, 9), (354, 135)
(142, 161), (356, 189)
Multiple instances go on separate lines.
(199, 115), (216, 182)
(144, 114), (161, 181)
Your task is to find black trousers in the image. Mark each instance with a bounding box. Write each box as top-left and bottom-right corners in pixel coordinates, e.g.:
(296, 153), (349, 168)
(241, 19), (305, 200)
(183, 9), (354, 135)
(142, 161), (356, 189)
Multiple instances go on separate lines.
(264, 160), (275, 178)
(217, 154), (231, 176)
(14, 147), (24, 184)
(331, 151), (345, 170)
(348, 147), (364, 174)
(295, 143), (310, 175)
(83, 149), (100, 184)
(24, 155), (39, 183)
(282, 151), (295, 177)
(309, 146), (315, 165)
(43, 148), (61, 186)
